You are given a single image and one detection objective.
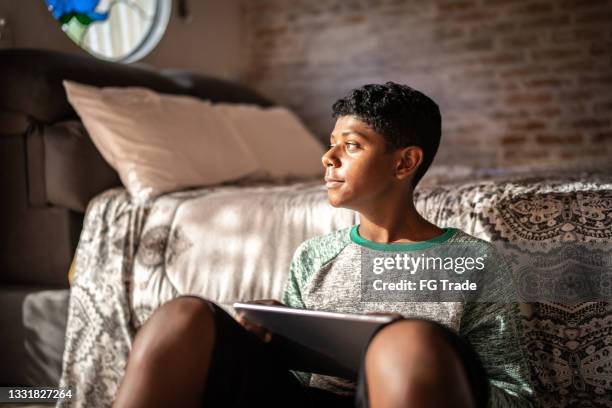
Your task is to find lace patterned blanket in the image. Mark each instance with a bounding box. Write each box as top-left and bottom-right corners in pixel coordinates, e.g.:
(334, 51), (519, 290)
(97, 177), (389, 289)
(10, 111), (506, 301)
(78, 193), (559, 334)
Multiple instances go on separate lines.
(59, 173), (612, 407)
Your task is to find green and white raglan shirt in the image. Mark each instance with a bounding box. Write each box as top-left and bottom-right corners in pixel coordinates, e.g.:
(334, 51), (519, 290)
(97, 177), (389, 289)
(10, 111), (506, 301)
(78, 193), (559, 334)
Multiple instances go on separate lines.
(282, 225), (535, 408)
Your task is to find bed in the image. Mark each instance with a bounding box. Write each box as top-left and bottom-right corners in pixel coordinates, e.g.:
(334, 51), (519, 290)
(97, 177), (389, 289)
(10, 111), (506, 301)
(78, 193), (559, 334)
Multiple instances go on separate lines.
(59, 169), (612, 407)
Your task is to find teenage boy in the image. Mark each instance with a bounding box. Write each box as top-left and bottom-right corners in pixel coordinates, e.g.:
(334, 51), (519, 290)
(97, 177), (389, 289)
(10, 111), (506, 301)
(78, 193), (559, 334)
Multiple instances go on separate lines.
(114, 82), (534, 408)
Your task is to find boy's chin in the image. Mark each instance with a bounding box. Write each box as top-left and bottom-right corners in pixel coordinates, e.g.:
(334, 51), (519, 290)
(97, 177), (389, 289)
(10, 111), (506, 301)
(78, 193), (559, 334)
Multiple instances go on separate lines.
(327, 193), (352, 209)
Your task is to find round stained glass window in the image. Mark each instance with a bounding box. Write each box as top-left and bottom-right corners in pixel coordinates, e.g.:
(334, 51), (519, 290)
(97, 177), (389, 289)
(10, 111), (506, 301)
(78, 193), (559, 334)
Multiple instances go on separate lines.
(45, 0), (171, 63)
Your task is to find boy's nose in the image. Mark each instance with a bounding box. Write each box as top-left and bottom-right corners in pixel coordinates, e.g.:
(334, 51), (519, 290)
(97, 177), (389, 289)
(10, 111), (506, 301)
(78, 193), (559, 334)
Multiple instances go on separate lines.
(322, 149), (340, 168)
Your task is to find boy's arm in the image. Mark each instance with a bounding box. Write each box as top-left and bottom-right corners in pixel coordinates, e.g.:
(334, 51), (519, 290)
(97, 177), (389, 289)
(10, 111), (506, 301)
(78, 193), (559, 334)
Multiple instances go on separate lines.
(281, 243), (308, 309)
(281, 243), (312, 385)
(460, 245), (535, 408)
(460, 301), (536, 408)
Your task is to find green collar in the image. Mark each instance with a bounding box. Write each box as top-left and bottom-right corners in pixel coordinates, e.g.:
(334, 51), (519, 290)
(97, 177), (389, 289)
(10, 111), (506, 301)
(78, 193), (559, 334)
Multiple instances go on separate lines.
(350, 225), (457, 251)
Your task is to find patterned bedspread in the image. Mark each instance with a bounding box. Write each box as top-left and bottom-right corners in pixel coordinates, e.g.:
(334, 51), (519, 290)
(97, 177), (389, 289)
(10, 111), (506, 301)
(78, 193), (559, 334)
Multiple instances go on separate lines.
(59, 172), (612, 407)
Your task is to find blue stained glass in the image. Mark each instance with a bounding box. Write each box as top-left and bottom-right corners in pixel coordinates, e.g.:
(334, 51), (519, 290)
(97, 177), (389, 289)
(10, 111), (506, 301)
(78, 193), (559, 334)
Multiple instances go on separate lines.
(45, 0), (109, 23)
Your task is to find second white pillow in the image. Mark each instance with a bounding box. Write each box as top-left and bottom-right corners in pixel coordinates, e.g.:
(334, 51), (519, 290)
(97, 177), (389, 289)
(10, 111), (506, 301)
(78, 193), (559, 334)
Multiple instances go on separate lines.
(215, 104), (325, 180)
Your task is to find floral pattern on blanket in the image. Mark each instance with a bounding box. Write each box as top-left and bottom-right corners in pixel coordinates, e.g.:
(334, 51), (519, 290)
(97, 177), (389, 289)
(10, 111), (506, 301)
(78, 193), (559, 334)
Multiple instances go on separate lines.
(59, 173), (612, 407)
(58, 189), (148, 407)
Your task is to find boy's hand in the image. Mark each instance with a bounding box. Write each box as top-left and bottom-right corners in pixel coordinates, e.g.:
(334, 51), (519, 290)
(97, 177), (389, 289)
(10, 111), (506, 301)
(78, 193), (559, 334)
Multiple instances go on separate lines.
(236, 299), (285, 343)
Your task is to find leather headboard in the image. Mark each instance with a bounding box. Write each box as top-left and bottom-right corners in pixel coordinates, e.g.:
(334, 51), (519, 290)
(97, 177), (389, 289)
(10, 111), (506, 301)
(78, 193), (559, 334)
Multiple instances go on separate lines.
(0, 48), (274, 123)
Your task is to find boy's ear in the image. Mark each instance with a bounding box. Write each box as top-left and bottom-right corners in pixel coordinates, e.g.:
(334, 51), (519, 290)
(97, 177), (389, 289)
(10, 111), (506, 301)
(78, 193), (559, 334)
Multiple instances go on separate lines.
(395, 146), (423, 180)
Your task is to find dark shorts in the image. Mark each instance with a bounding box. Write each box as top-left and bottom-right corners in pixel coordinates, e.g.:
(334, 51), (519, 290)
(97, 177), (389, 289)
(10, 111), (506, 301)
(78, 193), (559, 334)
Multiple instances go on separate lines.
(191, 297), (489, 408)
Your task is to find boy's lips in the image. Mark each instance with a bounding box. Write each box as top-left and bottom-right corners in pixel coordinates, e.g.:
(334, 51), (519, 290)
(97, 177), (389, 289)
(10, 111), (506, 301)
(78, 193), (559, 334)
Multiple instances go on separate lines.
(324, 176), (344, 189)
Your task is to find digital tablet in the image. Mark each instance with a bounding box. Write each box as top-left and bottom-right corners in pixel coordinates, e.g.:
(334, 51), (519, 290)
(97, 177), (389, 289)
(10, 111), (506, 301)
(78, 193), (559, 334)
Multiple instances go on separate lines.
(233, 303), (394, 379)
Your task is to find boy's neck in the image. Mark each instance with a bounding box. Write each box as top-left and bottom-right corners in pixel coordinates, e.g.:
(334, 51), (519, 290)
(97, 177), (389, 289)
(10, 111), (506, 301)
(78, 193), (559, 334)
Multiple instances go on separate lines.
(356, 190), (444, 244)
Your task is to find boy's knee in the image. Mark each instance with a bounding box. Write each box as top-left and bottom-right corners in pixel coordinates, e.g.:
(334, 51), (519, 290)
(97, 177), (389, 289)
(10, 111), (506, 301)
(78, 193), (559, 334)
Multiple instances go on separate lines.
(157, 296), (216, 328)
(365, 319), (474, 406)
(131, 297), (216, 365)
(368, 319), (444, 352)
(365, 319), (459, 379)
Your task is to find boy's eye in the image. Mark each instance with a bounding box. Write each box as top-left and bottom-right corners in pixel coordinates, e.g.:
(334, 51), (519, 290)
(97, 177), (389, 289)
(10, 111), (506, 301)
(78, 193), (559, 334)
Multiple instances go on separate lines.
(327, 142), (360, 151)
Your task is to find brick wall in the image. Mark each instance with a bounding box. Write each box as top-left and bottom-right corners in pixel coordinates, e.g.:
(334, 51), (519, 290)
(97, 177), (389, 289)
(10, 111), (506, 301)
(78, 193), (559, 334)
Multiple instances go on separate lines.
(243, 0), (612, 169)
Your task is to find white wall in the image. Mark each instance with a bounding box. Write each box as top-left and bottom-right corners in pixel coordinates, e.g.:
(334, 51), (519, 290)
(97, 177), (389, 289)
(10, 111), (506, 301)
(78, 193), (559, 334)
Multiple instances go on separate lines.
(0, 0), (245, 80)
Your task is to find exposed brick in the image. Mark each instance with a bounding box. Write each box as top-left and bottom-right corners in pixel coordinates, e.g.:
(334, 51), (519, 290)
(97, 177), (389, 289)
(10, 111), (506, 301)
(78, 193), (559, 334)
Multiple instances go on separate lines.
(589, 42), (611, 57)
(499, 64), (550, 78)
(575, 10), (612, 24)
(561, 103), (587, 115)
(449, 122), (486, 133)
(489, 110), (531, 120)
(532, 107), (562, 118)
(592, 131), (612, 143)
(448, 38), (492, 53)
(550, 27), (608, 43)
(559, 0), (611, 10)
(531, 47), (584, 61)
(500, 33), (542, 48)
(245, 0), (612, 168)
(508, 1), (555, 15)
(535, 133), (583, 144)
(571, 118), (611, 129)
(593, 101), (612, 113)
(507, 121), (547, 131)
(479, 51), (526, 65)
(557, 90), (593, 101)
(255, 26), (288, 38)
(501, 134), (528, 145)
(520, 14), (571, 29)
(446, 10), (499, 23)
(502, 149), (549, 161)
(555, 59), (600, 74)
(482, 0), (525, 5)
(434, 25), (466, 40)
(506, 92), (553, 106)
(343, 15), (367, 24)
(575, 27), (608, 41)
(523, 77), (572, 88)
(437, 0), (477, 13)
(449, 68), (498, 82)
(558, 148), (607, 160)
(469, 21), (516, 36)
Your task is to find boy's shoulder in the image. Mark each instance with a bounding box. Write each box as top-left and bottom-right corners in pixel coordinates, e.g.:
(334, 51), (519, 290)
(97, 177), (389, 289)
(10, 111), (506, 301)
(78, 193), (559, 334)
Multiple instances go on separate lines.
(291, 227), (353, 270)
(294, 226), (353, 257)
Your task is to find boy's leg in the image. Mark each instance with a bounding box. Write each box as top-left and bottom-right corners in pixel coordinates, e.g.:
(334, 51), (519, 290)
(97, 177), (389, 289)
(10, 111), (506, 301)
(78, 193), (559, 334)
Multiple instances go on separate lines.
(113, 297), (215, 407)
(356, 319), (489, 408)
(113, 296), (312, 408)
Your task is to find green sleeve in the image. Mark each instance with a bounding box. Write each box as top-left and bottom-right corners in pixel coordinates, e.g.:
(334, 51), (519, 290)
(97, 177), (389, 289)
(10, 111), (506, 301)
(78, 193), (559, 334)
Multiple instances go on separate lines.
(460, 302), (535, 407)
(281, 242), (315, 386)
(460, 244), (535, 407)
(280, 229), (352, 386)
(282, 242), (308, 309)
(281, 228), (352, 309)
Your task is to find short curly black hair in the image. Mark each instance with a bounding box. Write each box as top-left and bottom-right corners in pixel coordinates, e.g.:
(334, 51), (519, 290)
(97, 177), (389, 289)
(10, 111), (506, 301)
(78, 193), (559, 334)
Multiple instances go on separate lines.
(332, 82), (441, 188)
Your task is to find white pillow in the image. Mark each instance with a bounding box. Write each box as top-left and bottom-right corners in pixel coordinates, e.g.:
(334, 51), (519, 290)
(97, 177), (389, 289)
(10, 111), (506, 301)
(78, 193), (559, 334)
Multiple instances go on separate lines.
(214, 104), (325, 179)
(63, 80), (260, 201)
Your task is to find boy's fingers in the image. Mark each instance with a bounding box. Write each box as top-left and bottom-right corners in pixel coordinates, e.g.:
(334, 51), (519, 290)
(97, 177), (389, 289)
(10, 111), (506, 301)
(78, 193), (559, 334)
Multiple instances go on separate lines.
(237, 317), (273, 343)
(237, 299), (282, 343)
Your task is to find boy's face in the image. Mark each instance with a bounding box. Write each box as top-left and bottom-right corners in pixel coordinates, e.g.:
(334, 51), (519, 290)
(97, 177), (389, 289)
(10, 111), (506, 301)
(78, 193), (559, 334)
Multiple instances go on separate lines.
(322, 115), (400, 210)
